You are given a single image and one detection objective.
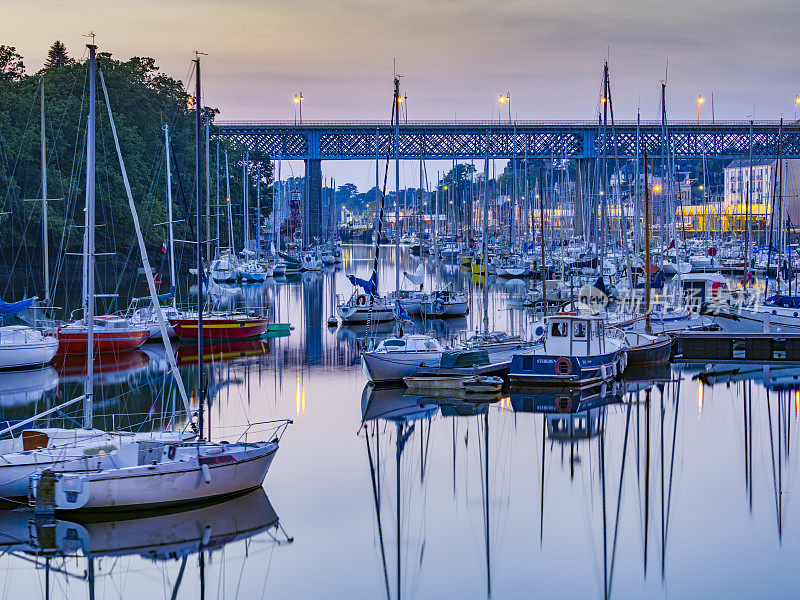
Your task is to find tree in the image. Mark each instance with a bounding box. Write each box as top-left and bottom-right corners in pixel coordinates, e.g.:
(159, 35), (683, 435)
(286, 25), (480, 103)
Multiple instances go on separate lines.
(0, 45), (24, 81)
(44, 40), (73, 69)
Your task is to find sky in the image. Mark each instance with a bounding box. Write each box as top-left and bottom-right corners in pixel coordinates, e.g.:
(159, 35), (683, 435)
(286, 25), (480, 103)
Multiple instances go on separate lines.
(2, 0), (799, 188)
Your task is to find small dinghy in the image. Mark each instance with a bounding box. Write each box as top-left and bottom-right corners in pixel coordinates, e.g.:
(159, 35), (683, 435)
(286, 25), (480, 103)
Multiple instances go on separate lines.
(460, 375), (503, 393)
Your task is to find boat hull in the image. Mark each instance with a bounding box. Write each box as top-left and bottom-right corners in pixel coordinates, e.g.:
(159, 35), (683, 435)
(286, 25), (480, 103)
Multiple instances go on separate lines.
(57, 330), (149, 354)
(362, 350), (443, 383)
(0, 339), (58, 369)
(169, 317), (269, 340)
(509, 351), (626, 387)
(337, 304), (394, 324)
(35, 444), (277, 511)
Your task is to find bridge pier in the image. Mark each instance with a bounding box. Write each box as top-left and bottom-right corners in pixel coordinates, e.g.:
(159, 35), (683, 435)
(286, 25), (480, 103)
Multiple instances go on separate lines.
(304, 159), (322, 246)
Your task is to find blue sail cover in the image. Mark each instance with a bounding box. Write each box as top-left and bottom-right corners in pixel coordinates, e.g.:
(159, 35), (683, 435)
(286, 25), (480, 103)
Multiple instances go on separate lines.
(347, 274), (377, 296)
(134, 286), (176, 306)
(394, 300), (414, 323)
(0, 297), (35, 315)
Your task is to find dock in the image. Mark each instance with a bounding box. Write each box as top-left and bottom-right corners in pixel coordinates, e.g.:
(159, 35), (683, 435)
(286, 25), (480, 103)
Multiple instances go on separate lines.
(675, 331), (800, 363)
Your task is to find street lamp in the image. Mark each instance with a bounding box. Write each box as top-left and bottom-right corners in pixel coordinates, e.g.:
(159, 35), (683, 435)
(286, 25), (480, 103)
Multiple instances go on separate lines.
(498, 94), (510, 124)
(697, 95), (705, 124)
(293, 92), (304, 125)
(795, 96), (800, 121)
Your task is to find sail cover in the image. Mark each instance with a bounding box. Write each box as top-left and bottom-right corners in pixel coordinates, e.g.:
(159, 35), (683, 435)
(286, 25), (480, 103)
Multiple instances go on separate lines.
(404, 264), (424, 286)
(347, 274), (377, 295)
(0, 296), (35, 315)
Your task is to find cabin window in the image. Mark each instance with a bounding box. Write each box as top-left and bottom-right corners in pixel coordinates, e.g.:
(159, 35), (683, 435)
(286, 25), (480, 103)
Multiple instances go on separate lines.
(384, 340), (406, 347)
(551, 321), (568, 337)
(573, 322), (587, 339)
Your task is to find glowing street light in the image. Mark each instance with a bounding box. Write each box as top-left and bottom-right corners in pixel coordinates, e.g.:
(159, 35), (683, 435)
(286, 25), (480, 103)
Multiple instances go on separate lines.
(697, 95), (705, 124)
(498, 93), (510, 124)
(795, 96), (800, 121)
(653, 184), (662, 194)
(293, 92), (304, 125)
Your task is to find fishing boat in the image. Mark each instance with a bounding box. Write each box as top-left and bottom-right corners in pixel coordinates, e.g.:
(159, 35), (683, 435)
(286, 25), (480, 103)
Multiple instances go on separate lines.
(57, 315), (149, 354)
(169, 312), (270, 340)
(361, 334), (445, 383)
(509, 313), (627, 386)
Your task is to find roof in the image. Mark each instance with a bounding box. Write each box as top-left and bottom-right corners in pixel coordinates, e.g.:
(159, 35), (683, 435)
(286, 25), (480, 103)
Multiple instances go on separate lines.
(725, 158), (776, 169)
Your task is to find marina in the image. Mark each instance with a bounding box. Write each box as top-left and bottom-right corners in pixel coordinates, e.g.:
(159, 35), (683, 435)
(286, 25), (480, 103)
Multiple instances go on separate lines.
(1, 2), (799, 596)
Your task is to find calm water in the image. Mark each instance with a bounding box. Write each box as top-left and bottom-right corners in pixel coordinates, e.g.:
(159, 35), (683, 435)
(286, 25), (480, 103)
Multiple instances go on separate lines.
(0, 245), (796, 599)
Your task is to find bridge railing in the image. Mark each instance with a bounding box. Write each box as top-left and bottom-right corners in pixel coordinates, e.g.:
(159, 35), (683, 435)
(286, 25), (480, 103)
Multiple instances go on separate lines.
(214, 119), (793, 128)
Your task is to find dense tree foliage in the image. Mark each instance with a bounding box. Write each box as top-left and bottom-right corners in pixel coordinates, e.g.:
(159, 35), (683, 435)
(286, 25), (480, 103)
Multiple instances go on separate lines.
(0, 43), (271, 297)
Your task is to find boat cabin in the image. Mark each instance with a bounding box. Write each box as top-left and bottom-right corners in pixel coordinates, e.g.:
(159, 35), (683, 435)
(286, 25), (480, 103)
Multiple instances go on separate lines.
(542, 314), (607, 358)
(681, 273), (729, 306)
(375, 334), (444, 353)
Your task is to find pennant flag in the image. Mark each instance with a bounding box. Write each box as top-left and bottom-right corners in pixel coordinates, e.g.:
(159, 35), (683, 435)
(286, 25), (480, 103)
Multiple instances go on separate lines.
(161, 240), (168, 254)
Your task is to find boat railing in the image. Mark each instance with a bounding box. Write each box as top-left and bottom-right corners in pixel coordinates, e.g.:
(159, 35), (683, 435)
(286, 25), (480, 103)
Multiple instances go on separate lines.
(235, 419), (293, 445)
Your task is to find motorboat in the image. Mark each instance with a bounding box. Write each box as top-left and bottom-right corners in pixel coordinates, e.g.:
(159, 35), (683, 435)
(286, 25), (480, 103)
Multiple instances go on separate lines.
(57, 315), (149, 354)
(509, 313), (627, 386)
(361, 334), (445, 383)
(623, 330), (673, 365)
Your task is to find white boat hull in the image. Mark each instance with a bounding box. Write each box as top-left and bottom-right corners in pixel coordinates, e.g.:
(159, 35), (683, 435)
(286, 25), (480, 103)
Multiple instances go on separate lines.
(337, 304), (394, 324)
(0, 338), (58, 369)
(362, 351), (443, 382)
(34, 442), (277, 511)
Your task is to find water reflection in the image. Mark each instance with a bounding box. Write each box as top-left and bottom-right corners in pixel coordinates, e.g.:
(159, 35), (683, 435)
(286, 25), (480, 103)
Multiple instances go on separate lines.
(3, 245), (800, 597)
(0, 489), (291, 598)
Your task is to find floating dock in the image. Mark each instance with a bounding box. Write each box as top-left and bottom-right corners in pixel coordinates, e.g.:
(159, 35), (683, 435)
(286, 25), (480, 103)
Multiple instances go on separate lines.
(675, 331), (800, 363)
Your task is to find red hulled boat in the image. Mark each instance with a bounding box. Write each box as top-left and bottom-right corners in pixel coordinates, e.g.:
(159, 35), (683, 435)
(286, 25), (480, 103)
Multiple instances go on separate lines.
(169, 313), (270, 341)
(57, 315), (150, 354)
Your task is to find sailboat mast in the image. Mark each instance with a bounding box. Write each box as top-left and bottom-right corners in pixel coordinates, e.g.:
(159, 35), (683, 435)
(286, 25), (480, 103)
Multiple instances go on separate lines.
(164, 124), (177, 308)
(243, 151), (250, 250)
(394, 77), (401, 295)
(224, 149), (234, 249)
(84, 44), (97, 429)
(40, 75), (50, 303)
(205, 115), (211, 262)
(194, 55), (205, 441)
(257, 163), (262, 254)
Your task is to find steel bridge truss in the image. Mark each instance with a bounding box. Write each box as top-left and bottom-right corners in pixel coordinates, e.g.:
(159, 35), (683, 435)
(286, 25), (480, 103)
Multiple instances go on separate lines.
(214, 120), (800, 161)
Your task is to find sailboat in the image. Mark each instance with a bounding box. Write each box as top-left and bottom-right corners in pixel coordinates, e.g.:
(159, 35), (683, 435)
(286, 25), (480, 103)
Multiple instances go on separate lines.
(0, 45), (193, 499)
(55, 76), (149, 354)
(29, 52), (291, 513)
(0, 76), (60, 368)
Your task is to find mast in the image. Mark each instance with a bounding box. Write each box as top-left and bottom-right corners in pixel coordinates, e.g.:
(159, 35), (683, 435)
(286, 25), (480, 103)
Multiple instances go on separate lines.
(257, 163), (262, 254)
(40, 75), (50, 303)
(164, 124), (177, 308)
(205, 115), (211, 262)
(394, 77), (401, 296)
(539, 168), (547, 318)
(644, 147), (652, 334)
(243, 151), (250, 251)
(482, 136), (490, 334)
(194, 55), (205, 441)
(746, 119), (753, 281)
(224, 149), (234, 249)
(83, 43), (97, 429)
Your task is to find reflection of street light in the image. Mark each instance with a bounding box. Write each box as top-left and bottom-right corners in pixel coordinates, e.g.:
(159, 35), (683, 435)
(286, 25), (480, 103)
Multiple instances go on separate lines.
(653, 184), (662, 194)
(697, 95), (704, 124)
(293, 92), (304, 125)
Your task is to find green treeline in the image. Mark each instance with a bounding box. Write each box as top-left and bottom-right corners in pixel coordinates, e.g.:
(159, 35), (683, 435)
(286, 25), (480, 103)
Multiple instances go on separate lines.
(0, 42), (272, 297)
